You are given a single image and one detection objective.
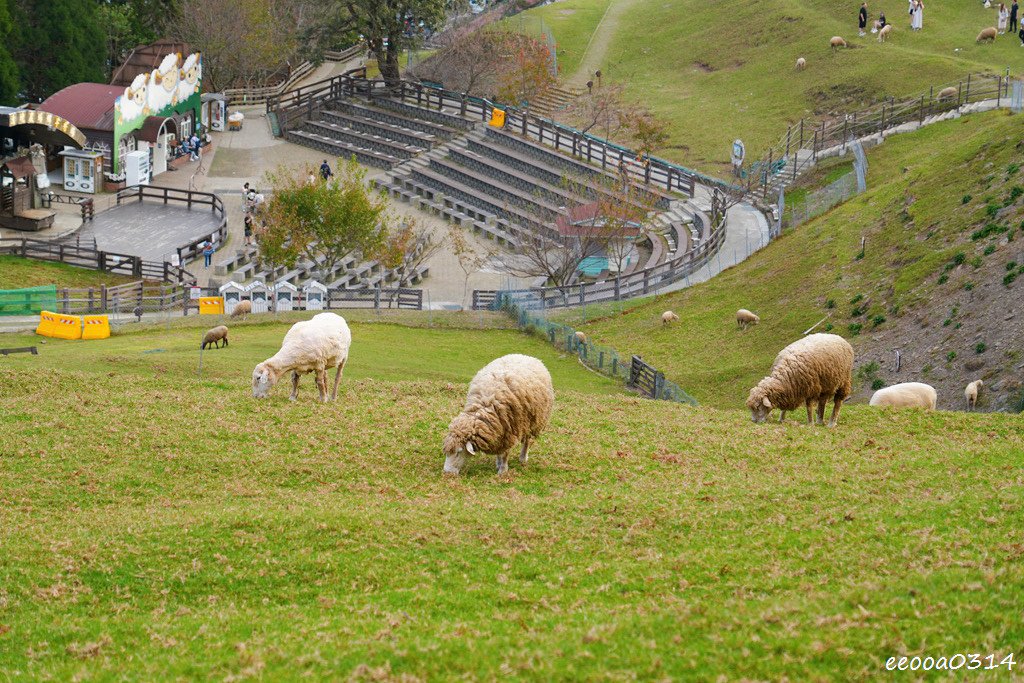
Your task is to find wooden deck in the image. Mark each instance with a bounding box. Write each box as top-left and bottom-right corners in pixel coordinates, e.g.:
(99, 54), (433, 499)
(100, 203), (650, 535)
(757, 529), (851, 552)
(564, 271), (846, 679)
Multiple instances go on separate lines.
(73, 200), (224, 262)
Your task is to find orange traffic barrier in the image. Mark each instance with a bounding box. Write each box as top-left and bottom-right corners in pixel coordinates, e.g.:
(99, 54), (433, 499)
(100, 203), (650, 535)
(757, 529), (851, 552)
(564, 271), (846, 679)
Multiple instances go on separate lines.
(82, 315), (111, 340)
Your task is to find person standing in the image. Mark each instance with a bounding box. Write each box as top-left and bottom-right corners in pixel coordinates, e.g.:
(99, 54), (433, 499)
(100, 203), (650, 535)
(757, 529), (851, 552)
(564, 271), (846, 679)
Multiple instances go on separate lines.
(913, 0), (924, 30)
(202, 241), (214, 268)
(908, 0), (915, 27)
(859, 2), (868, 36)
(998, 3), (1009, 32)
(319, 159), (333, 181)
(1011, 0), (1019, 33)
(878, 11), (887, 28)
(244, 213), (254, 246)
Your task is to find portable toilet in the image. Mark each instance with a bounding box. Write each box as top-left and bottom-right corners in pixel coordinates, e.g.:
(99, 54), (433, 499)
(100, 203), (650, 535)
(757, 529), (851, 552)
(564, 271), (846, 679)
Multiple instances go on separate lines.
(274, 281), (298, 312)
(246, 280), (269, 313)
(303, 281), (328, 311)
(218, 281), (246, 315)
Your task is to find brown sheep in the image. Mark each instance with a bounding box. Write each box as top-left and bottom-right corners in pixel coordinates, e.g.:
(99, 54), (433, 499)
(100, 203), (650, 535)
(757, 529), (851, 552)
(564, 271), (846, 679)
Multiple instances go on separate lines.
(746, 333), (854, 427)
(976, 27), (998, 42)
(575, 331), (587, 345)
(201, 325), (229, 350)
(662, 310), (680, 325)
(830, 36), (848, 51)
(937, 86), (959, 102)
(736, 309), (761, 330)
(231, 300), (252, 318)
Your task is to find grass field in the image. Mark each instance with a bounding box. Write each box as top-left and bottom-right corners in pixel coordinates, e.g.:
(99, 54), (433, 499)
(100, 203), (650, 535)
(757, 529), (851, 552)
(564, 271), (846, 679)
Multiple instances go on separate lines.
(2, 314), (1024, 679)
(562, 111), (1024, 408)
(0, 256), (134, 290)
(516, 0), (1020, 171)
(499, 0), (614, 77)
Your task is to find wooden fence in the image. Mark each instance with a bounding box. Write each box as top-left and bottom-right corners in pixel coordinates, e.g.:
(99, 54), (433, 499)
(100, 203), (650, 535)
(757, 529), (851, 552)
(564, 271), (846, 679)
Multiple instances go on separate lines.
(628, 356), (665, 400)
(744, 70), (1017, 200)
(0, 238), (197, 285)
(116, 184), (228, 263)
(223, 45), (365, 107)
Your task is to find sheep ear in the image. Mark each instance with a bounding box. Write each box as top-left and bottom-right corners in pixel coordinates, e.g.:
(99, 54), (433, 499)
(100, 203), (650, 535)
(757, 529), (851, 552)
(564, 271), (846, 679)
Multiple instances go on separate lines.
(762, 397), (772, 409)
(465, 441), (476, 455)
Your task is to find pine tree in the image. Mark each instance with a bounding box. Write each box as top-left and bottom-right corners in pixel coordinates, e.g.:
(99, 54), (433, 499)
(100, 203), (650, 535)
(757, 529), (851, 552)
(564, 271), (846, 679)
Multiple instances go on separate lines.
(0, 1), (21, 104)
(11, 0), (105, 101)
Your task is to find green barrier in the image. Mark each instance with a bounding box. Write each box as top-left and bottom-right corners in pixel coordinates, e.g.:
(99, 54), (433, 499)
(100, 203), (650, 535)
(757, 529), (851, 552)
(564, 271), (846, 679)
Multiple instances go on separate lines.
(0, 285), (57, 316)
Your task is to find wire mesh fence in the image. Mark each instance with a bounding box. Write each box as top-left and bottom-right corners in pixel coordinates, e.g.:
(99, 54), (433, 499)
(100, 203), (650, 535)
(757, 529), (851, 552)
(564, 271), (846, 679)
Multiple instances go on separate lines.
(783, 170), (860, 230)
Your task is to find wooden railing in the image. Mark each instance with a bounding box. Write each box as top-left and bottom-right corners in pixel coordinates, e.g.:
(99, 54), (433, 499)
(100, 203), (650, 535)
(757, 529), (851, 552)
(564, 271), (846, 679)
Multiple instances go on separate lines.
(223, 44), (366, 107)
(116, 184), (228, 263)
(0, 238), (197, 286)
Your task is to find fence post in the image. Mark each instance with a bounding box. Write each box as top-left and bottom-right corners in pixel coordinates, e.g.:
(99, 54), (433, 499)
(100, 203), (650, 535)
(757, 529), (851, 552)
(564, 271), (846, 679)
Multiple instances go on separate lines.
(813, 129), (818, 162)
(373, 286), (381, 310)
(965, 74), (971, 103)
(996, 75), (1001, 108)
(919, 95), (925, 124)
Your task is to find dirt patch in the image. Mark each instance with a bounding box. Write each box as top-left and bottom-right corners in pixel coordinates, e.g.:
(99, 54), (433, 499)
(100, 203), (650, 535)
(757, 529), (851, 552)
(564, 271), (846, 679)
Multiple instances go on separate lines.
(693, 61), (715, 73)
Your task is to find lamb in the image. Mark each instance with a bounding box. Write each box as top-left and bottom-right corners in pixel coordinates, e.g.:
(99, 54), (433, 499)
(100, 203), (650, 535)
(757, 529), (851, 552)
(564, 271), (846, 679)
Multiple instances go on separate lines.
(745, 333), (854, 427)
(964, 379), (983, 411)
(830, 36), (848, 51)
(251, 312), (351, 402)
(574, 331), (587, 345)
(796, 57), (806, 70)
(442, 354), (555, 475)
(662, 310), (679, 325)
(937, 86), (959, 102)
(869, 382), (937, 410)
(736, 309), (760, 330)
(201, 325), (229, 350)
(230, 300), (252, 318)
(877, 24), (892, 42)
(976, 27), (998, 42)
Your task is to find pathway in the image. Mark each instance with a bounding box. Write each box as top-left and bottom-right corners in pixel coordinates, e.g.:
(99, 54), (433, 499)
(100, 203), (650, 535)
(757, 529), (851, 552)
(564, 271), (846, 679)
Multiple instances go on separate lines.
(565, 0), (641, 88)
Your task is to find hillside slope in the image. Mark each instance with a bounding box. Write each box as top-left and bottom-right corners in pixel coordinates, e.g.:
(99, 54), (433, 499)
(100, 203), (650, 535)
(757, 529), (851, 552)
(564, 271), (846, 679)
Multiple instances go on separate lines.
(523, 0), (1019, 170)
(567, 112), (1024, 411)
(2, 318), (1023, 679)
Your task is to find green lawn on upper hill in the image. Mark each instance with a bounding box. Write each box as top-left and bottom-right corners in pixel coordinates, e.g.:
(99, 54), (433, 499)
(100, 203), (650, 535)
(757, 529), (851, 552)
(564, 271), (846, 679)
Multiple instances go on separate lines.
(0, 256), (135, 290)
(562, 111), (1024, 408)
(516, 0), (1019, 171)
(499, 0), (614, 77)
(2, 316), (1023, 679)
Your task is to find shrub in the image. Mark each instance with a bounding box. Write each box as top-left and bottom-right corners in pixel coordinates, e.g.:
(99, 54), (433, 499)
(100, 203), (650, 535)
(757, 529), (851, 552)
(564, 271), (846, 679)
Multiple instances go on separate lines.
(952, 252), (966, 265)
(985, 203), (1000, 218)
(971, 223), (1008, 241)
(1008, 185), (1023, 204)
(1008, 163), (1021, 177)
(938, 274), (949, 284)
(1004, 272), (1017, 286)
(975, 342), (987, 354)
(1007, 261), (1018, 271)
(851, 306), (866, 317)
(982, 246), (994, 257)
(825, 298), (836, 309)
(871, 379), (885, 391)
(954, 322), (962, 330)
(943, 318), (952, 327)
(824, 323), (833, 332)
(871, 314), (886, 327)
(850, 293), (864, 305)
(961, 194), (972, 205)
(946, 351), (957, 362)
(848, 323), (863, 336)
(963, 282), (974, 291)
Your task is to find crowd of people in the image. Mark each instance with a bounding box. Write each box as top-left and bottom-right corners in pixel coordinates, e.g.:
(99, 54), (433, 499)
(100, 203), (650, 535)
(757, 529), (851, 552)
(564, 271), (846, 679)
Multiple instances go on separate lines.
(856, 0), (1021, 42)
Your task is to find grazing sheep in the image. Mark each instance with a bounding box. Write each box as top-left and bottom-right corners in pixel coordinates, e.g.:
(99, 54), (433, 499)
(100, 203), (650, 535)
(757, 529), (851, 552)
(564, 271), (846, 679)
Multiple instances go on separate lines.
(877, 24), (892, 42)
(869, 382), (937, 410)
(662, 310), (679, 325)
(443, 354), (555, 475)
(201, 325), (229, 350)
(252, 312), (351, 402)
(830, 36), (848, 51)
(745, 333), (854, 427)
(976, 27), (998, 42)
(964, 379), (983, 411)
(575, 331), (587, 345)
(230, 300), (252, 318)
(796, 57), (806, 70)
(937, 86), (959, 102)
(736, 309), (761, 330)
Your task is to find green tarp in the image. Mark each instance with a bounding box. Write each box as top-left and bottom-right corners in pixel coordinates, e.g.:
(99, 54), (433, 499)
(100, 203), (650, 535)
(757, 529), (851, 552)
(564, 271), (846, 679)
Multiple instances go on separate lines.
(0, 285), (57, 316)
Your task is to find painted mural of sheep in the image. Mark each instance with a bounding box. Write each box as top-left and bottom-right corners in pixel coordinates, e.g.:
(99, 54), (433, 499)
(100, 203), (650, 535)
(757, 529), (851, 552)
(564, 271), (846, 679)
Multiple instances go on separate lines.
(119, 73), (149, 123)
(252, 312), (351, 402)
(230, 300), (252, 318)
(178, 52), (202, 103)
(796, 57), (806, 70)
(662, 311), (679, 325)
(201, 325), (229, 350)
(964, 380), (983, 411)
(830, 36), (848, 51)
(442, 354), (555, 475)
(976, 27), (998, 42)
(736, 309), (760, 330)
(745, 333), (854, 427)
(869, 382), (937, 410)
(150, 53), (181, 111)
(877, 24), (892, 42)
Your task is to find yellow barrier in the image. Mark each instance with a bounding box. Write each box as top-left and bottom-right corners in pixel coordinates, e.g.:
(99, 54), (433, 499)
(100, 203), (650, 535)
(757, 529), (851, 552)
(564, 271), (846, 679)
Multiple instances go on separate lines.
(489, 109), (506, 128)
(82, 315), (111, 340)
(199, 296), (224, 315)
(39, 312), (83, 340)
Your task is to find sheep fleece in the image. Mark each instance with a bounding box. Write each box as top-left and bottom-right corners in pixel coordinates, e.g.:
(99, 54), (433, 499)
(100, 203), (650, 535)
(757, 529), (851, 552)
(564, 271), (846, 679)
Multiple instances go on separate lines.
(444, 354), (555, 456)
(753, 333), (853, 410)
(870, 382), (936, 409)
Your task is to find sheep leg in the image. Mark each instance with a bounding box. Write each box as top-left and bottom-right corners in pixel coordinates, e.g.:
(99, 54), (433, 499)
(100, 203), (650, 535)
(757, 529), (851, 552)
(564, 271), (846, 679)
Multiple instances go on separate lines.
(496, 452), (509, 475)
(778, 410), (786, 423)
(290, 371), (301, 401)
(816, 397), (828, 425)
(316, 370), (328, 402)
(330, 359), (346, 401)
(828, 397), (845, 428)
(519, 438), (530, 465)
(805, 400), (814, 424)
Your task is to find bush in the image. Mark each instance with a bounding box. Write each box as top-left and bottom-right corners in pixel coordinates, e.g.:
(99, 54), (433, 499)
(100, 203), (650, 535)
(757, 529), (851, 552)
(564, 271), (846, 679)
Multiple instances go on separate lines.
(943, 318), (952, 327)
(851, 306), (866, 317)
(850, 293), (864, 305)
(1009, 163), (1021, 176)
(825, 298), (836, 309)
(824, 323), (834, 331)
(1004, 272), (1017, 286)
(871, 314), (886, 327)
(963, 282), (974, 291)
(871, 379), (885, 391)
(975, 342), (987, 354)
(938, 274), (949, 284)
(961, 194), (972, 205)
(982, 246), (995, 257)
(848, 323), (863, 336)
(1007, 261), (1018, 271)
(954, 322), (962, 329)
(971, 223), (1008, 241)
(985, 203), (1000, 218)
(952, 252), (966, 265)
(946, 350), (957, 362)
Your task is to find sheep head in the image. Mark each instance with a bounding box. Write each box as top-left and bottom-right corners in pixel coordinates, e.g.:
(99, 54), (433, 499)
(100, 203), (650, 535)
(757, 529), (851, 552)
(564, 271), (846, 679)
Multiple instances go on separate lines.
(442, 413), (480, 475)
(746, 382), (775, 423)
(252, 361), (283, 398)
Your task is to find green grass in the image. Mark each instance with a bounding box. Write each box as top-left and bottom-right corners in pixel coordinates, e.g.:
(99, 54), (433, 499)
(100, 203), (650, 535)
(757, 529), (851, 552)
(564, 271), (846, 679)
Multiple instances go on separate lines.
(2, 316), (1023, 679)
(516, 0), (1019, 171)
(562, 111), (1024, 408)
(499, 0), (614, 77)
(0, 256), (135, 290)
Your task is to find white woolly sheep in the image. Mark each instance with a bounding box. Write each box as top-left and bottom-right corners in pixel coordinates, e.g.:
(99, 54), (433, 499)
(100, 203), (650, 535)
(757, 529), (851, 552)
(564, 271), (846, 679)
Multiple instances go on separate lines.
(869, 382), (937, 410)
(964, 379), (983, 411)
(937, 86), (959, 102)
(201, 325), (229, 350)
(252, 312), (351, 402)
(796, 57), (806, 70)
(736, 309), (760, 330)
(231, 300), (252, 318)
(877, 24), (892, 42)
(442, 354), (555, 475)
(976, 27), (998, 42)
(575, 331), (587, 345)
(830, 36), (848, 51)
(746, 333), (854, 427)
(662, 310), (679, 325)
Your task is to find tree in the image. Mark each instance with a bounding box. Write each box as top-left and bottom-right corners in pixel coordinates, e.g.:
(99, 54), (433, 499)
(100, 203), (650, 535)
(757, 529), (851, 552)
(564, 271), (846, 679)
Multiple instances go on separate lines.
(412, 29), (508, 114)
(10, 0), (105, 101)
(0, 1), (20, 105)
(261, 159), (393, 282)
(495, 31), (555, 115)
(375, 218), (444, 290)
(447, 223), (493, 308)
(564, 82), (634, 140)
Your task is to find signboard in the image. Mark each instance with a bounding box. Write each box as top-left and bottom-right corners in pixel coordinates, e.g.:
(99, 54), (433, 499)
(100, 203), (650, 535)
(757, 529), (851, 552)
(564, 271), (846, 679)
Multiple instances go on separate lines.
(190, 286), (201, 300)
(731, 139), (745, 167)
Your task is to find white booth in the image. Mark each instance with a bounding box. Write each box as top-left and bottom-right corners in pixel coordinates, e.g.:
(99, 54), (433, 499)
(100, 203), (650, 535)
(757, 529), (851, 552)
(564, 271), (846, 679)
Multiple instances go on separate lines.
(303, 281), (328, 311)
(59, 150), (104, 194)
(218, 281), (246, 315)
(124, 149), (150, 186)
(246, 280), (269, 313)
(201, 93), (227, 133)
(273, 281), (298, 312)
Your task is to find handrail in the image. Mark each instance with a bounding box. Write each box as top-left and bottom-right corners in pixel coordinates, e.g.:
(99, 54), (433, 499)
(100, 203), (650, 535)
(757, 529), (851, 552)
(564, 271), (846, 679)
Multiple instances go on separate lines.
(222, 44), (366, 107)
(115, 184), (228, 264)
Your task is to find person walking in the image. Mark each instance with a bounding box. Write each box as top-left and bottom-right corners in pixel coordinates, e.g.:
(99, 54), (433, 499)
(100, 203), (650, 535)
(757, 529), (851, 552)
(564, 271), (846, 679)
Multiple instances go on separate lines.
(244, 213), (254, 246)
(859, 2), (868, 36)
(998, 2), (1009, 32)
(319, 159), (333, 181)
(202, 241), (214, 268)
(1011, 0), (1019, 33)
